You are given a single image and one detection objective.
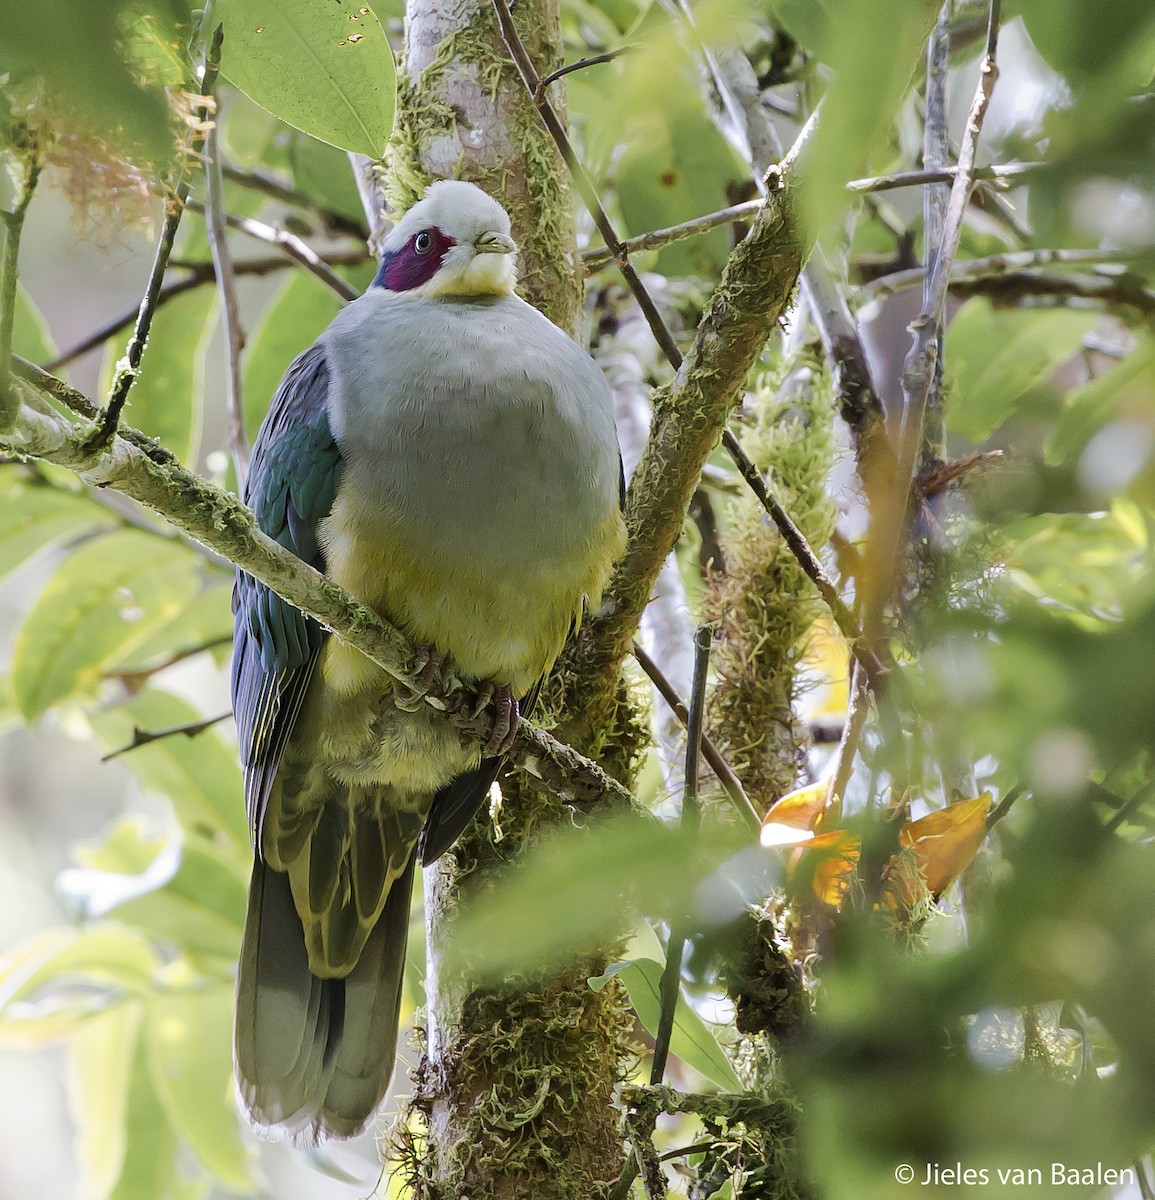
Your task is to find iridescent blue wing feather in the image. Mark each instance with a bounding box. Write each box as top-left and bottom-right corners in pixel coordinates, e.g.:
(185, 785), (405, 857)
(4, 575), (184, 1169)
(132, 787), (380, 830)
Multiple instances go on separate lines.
(232, 344), (342, 848)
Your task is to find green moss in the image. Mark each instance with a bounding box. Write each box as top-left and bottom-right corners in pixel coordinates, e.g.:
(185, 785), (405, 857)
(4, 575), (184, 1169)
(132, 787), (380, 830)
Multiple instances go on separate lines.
(703, 351), (838, 811)
(397, 970), (636, 1200)
(380, 15), (577, 328)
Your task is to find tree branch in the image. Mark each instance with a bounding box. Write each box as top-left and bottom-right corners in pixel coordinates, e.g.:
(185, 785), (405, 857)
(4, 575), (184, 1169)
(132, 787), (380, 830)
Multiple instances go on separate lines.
(632, 642), (760, 829)
(101, 710), (232, 762)
(859, 247), (1149, 306)
(574, 170), (809, 686)
(580, 162), (1040, 271)
(535, 47), (633, 95)
(846, 161), (1039, 194)
(0, 141), (41, 431)
(582, 200), (763, 270)
(2, 366), (637, 815)
(183, 200), (361, 302)
(865, 0), (1002, 646)
(220, 163), (370, 239)
(205, 107), (249, 483)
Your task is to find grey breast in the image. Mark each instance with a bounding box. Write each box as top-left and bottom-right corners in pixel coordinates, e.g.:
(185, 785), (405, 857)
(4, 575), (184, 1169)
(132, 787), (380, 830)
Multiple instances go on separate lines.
(320, 291), (620, 572)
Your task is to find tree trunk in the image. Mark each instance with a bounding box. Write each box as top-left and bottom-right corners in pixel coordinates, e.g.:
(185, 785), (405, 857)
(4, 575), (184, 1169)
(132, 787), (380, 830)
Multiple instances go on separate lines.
(382, 3), (637, 1195)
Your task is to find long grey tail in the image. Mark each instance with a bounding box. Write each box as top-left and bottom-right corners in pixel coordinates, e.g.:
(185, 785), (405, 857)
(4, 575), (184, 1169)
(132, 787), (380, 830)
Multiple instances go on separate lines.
(234, 854), (415, 1147)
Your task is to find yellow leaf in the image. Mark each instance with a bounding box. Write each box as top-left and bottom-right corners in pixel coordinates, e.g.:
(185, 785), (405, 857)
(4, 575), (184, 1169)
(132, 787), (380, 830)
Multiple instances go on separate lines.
(762, 782), (831, 833)
(792, 830), (861, 908)
(884, 794), (992, 908)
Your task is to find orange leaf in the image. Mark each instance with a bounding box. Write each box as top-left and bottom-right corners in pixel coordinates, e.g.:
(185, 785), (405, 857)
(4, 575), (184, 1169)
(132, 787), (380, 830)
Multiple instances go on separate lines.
(886, 794), (992, 906)
(793, 830), (861, 908)
(762, 782), (830, 832)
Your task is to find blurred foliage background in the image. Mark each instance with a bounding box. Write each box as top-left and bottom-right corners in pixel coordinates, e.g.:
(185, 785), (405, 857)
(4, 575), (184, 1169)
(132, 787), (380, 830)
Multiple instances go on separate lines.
(1, 0), (1154, 1197)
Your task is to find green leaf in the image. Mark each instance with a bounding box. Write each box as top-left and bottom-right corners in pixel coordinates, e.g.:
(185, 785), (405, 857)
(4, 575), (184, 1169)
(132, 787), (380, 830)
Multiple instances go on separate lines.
(218, 0), (396, 156)
(616, 101), (745, 277)
(92, 690), (247, 848)
(61, 817), (246, 966)
(99, 289), (217, 464)
(13, 284), (58, 364)
(290, 131), (368, 225)
(0, 470), (115, 583)
(146, 973), (256, 1190)
(243, 270), (344, 439)
(110, 1043), (179, 1200)
(10, 531), (202, 720)
(1002, 504), (1149, 628)
(67, 1001), (144, 1198)
(944, 299), (1097, 442)
(0, 925), (161, 1012)
(113, 583), (234, 672)
(0, 2), (176, 162)
(795, 0), (939, 240)
(1046, 335), (1155, 467)
(589, 956), (742, 1091)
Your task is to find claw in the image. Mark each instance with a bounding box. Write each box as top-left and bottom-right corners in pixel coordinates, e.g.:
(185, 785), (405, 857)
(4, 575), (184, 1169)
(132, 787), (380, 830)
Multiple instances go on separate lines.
(481, 684), (518, 757)
(395, 644), (454, 712)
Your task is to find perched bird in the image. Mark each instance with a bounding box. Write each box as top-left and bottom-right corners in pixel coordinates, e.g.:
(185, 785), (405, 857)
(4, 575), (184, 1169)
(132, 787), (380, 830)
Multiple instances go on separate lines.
(231, 180), (626, 1146)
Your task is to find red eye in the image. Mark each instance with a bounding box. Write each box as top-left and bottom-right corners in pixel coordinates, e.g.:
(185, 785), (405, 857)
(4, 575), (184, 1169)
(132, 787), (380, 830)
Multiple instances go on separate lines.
(414, 230), (434, 255)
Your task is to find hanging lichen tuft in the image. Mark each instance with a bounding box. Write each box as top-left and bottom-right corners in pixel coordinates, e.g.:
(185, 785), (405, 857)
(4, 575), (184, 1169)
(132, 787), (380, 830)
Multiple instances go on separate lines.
(703, 349), (838, 812)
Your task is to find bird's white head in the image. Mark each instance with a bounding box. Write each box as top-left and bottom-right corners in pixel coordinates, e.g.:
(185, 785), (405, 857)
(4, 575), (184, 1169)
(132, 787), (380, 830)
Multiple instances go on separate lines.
(373, 181), (519, 299)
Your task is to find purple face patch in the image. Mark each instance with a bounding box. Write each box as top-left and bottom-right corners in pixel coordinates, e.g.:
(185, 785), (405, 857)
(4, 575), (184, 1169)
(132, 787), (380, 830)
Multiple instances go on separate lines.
(373, 226), (456, 292)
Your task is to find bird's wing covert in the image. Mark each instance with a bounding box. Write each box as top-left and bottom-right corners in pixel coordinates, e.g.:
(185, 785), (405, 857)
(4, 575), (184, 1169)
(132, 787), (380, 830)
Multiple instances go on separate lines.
(232, 344), (342, 848)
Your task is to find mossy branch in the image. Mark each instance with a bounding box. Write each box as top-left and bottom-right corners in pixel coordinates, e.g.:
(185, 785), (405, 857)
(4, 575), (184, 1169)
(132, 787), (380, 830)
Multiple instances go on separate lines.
(576, 172), (806, 682)
(2, 359), (637, 815)
(0, 138), (42, 432)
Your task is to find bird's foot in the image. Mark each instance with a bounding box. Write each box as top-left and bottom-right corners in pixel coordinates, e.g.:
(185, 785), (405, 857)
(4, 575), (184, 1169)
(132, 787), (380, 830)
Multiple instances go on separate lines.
(471, 682), (519, 756)
(396, 645), (456, 712)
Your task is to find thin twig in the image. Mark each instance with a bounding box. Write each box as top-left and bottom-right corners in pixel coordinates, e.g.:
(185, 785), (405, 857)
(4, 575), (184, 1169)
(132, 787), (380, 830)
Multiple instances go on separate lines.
(581, 162), (1042, 270)
(45, 249), (369, 371)
(220, 163), (369, 238)
(827, 661), (871, 808)
(101, 711), (232, 762)
(651, 624), (712, 1085)
(915, 449), (1003, 499)
(84, 24), (224, 453)
(686, 41), (892, 485)
(721, 430), (888, 685)
(900, 0), (1002, 454)
(846, 161), (1039, 194)
(583, 200), (763, 270)
(0, 147), (42, 430)
(204, 101), (250, 483)
(864, 0), (1002, 650)
(632, 641), (761, 829)
(536, 47), (633, 95)
(985, 783), (1023, 831)
(184, 200), (361, 301)
(1104, 781), (1155, 835)
(950, 271), (1155, 322)
(490, 0), (683, 367)
(105, 633), (233, 684)
(859, 247), (1148, 307)
(922, 2), (952, 480)
(657, 1141), (715, 1163)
